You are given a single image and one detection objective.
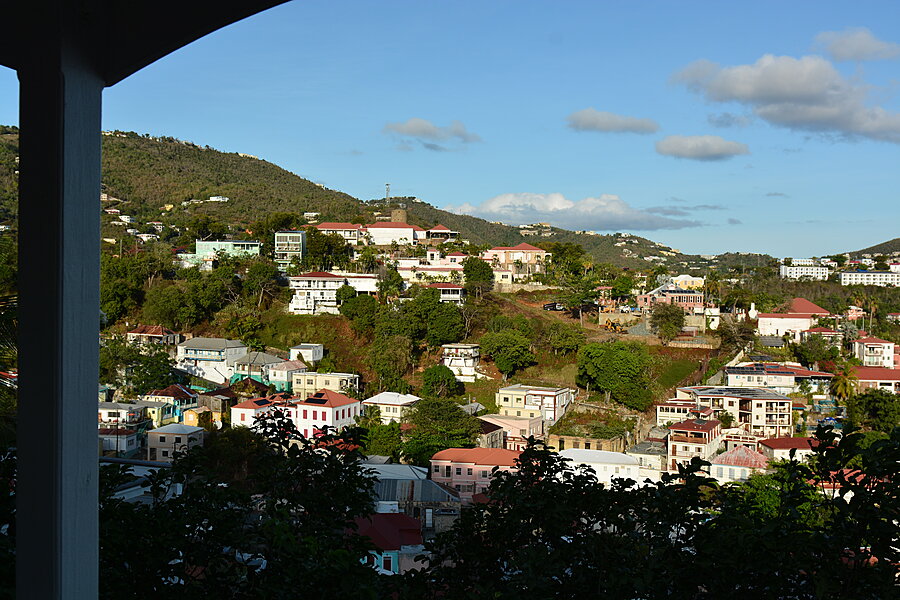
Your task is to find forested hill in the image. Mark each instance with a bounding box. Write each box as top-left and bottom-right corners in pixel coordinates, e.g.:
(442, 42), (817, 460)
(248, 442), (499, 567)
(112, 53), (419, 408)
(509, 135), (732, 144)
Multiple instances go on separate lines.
(0, 127), (732, 269)
(850, 238), (900, 258)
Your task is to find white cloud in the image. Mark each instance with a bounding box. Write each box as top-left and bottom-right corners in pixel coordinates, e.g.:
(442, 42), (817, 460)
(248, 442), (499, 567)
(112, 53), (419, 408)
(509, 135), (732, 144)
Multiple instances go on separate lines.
(815, 27), (900, 61)
(673, 54), (900, 143)
(383, 118), (481, 143)
(566, 108), (659, 133)
(655, 135), (749, 161)
(450, 193), (702, 231)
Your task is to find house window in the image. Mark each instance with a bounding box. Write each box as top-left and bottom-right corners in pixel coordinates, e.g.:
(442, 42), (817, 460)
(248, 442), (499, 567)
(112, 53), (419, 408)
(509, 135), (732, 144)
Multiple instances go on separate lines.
(313, 411), (317, 420)
(162, 450), (169, 457)
(558, 439), (565, 450)
(240, 413), (246, 422)
(455, 468), (462, 475)
(585, 443), (591, 450)
(174, 437), (181, 444)
(159, 436), (166, 443)
(303, 410), (307, 419)
(516, 411), (521, 416)
(383, 555), (393, 572)
(467, 468), (472, 475)
(433, 465), (439, 473)
(444, 466), (450, 477)
(573, 441), (580, 449)
(480, 470), (489, 478)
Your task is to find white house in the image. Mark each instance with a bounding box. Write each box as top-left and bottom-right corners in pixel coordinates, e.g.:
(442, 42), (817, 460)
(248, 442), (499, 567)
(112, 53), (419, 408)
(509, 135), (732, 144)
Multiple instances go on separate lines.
(558, 449), (641, 486)
(230, 390), (362, 438)
(176, 337), (247, 384)
(758, 437), (818, 463)
(427, 282), (465, 304)
(363, 222), (424, 246)
(477, 414), (543, 451)
(853, 336), (896, 369)
(98, 428), (141, 458)
(266, 359), (308, 392)
(274, 230), (307, 271)
(441, 343), (481, 382)
(363, 391), (421, 424)
(290, 343), (324, 364)
(288, 272), (382, 315)
(755, 298), (830, 342)
(146, 423), (206, 463)
(316, 222), (364, 242)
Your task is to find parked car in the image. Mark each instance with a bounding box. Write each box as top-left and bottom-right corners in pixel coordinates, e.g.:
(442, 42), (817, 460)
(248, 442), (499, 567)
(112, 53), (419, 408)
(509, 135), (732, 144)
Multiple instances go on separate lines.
(543, 302), (565, 311)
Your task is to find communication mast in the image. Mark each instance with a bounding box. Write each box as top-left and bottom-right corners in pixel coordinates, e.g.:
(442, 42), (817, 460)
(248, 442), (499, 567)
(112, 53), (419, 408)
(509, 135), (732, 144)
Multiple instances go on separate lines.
(385, 183), (391, 204)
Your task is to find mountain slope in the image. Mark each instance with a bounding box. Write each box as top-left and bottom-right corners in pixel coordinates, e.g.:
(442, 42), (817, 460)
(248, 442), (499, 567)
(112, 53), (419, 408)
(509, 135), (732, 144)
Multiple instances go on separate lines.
(851, 238), (900, 258)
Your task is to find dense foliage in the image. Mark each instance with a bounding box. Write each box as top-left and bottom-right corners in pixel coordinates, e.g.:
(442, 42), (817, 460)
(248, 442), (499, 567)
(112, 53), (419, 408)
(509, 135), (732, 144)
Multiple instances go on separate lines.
(577, 341), (653, 411)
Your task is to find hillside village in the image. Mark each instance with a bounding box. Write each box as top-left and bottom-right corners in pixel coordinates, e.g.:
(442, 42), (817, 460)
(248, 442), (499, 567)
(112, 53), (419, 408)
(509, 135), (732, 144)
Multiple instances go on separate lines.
(0, 130), (898, 583)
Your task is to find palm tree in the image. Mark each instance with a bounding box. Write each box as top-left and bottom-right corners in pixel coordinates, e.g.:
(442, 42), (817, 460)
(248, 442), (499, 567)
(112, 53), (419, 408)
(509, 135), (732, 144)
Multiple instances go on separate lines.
(829, 364), (858, 409)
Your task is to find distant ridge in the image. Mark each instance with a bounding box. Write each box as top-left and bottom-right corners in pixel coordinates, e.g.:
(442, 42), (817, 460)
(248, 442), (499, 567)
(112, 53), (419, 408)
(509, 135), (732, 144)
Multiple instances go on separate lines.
(850, 238), (900, 258)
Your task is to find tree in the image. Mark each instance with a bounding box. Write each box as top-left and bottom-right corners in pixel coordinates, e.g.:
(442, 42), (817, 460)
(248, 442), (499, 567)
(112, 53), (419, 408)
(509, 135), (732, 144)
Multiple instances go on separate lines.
(546, 322), (585, 355)
(649, 303), (685, 345)
(129, 346), (180, 395)
(425, 303), (464, 347)
(557, 272), (597, 327)
(829, 364), (858, 407)
(609, 274), (635, 302)
(462, 256), (494, 298)
(480, 330), (535, 378)
(376, 266), (404, 302)
(363, 421), (402, 461)
(577, 341), (653, 411)
(400, 397), (480, 465)
(339, 294), (379, 335)
(847, 388), (900, 433)
(421, 364), (463, 398)
(241, 258), (280, 308)
(791, 334), (840, 368)
(335, 284), (357, 305)
(714, 315), (756, 350)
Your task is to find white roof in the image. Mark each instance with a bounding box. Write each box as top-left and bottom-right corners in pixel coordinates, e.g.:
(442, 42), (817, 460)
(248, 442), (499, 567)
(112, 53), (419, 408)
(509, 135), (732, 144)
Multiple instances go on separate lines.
(559, 449), (639, 467)
(150, 424), (205, 435)
(363, 391), (421, 406)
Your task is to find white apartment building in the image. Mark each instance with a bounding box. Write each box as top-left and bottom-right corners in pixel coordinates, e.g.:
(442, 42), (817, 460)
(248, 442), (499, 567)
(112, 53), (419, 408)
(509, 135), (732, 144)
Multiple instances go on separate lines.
(441, 343), (481, 382)
(176, 337), (248, 384)
(672, 386), (793, 438)
(362, 391), (421, 424)
(558, 449), (641, 486)
(315, 222), (364, 242)
(427, 282), (465, 304)
(477, 414), (543, 451)
(853, 337), (896, 369)
(291, 371), (360, 398)
(495, 384), (574, 425)
(840, 270), (900, 287)
(779, 264), (830, 281)
(274, 230), (306, 271)
(290, 343), (324, 364)
(364, 222), (424, 246)
(287, 272), (381, 315)
(783, 258), (816, 266)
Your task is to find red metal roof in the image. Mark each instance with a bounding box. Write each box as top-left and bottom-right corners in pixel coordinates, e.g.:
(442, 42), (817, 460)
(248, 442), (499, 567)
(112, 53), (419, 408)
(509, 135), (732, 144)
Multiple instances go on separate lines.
(851, 366), (900, 381)
(127, 324), (176, 336)
(316, 222), (362, 230)
(292, 389), (358, 409)
(431, 448), (521, 467)
(789, 298), (830, 315)
(489, 242), (545, 252)
(295, 271), (342, 278)
(669, 418), (720, 432)
(855, 336), (892, 344)
(757, 313), (817, 319)
(147, 384), (197, 400)
(429, 224), (452, 231)
(711, 445), (769, 469)
(364, 221), (416, 229)
(759, 437), (818, 450)
(427, 283), (464, 289)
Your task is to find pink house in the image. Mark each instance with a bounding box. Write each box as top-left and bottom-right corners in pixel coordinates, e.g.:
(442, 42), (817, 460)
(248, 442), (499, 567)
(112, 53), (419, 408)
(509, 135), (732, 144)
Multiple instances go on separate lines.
(636, 285), (705, 312)
(430, 448), (521, 502)
(481, 243), (549, 278)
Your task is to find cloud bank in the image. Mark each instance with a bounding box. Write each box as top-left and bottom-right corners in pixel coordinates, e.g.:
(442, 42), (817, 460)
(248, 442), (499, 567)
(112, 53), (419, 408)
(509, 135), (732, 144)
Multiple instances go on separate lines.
(815, 27), (900, 61)
(383, 118), (481, 151)
(451, 193), (701, 231)
(566, 108), (659, 133)
(673, 54), (900, 143)
(646, 204), (725, 217)
(655, 135), (749, 160)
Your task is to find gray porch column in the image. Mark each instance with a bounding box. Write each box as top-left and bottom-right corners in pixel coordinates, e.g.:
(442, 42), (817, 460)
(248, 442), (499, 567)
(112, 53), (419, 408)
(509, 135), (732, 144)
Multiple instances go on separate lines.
(16, 37), (103, 599)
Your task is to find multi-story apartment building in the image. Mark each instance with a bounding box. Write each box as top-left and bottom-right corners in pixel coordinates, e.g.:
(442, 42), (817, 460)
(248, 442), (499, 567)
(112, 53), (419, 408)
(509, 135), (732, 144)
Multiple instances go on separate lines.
(273, 230), (306, 271)
(287, 271), (381, 315)
(291, 370), (360, 398)
(481, 243), (549, 279)
(97, 402), (152, 432)
(176, 337), (248, 384)
(315, 222), (364, 242)
(724, 363), (833, 396)
(852, 337), (896, 369)
(125, 324), (179, 346)
(495, 384), (574, 425)
(230, 390), (361, 437)
(839, 270), (900, 287)
(477, 415), (543, 451)
(178, 239), (262, 269)
(667, 418), (723, 472)
(779, 264), (830, 280)
(430, 448), (521, 502)
(671, 386), (794, 438)
(852, 366), (900, 394)
(441, 343), (481, 382)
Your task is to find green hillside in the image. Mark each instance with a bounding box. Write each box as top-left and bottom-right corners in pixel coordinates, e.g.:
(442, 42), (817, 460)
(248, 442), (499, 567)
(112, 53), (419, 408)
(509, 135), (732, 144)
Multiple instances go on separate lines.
(0, 127), (755, 269)
(851, 238), (900, 258)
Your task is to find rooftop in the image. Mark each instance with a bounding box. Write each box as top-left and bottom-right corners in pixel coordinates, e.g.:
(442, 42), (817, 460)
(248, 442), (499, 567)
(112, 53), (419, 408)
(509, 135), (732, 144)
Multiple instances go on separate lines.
(431, 448), (521, 467)
(234, 351), (284, 366)
(364, 391), (421, 406)
(758, 437), (819, 450)
(150, 424), (205, 435)
(559, 449), (639, 466)
(710, 445), (769, 469)
(179, 337), (246, 350)
(670, 418), (721, 432)
(292, 389), (359, 409)
(679, 386), (792, 400)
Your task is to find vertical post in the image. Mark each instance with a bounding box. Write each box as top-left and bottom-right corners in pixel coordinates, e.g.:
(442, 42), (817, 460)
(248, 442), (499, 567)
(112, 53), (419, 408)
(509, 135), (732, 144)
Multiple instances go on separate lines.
(16, 35), (103, 599)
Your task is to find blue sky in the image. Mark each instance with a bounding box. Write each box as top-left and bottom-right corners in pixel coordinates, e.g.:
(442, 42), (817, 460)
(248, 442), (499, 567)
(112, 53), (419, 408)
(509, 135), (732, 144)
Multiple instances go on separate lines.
(1, 1), (899, 257)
